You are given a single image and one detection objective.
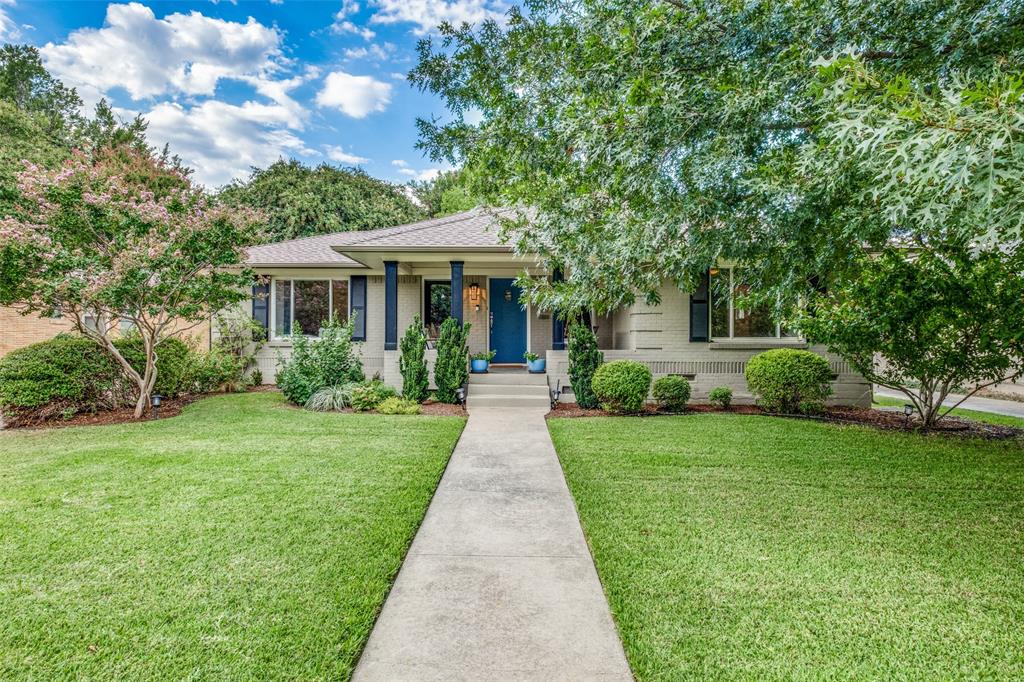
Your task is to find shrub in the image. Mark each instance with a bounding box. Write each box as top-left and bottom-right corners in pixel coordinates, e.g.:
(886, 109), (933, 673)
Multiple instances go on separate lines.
(275, 319), (364, 406)
(190, 347), (244, 394)
(567, 322), (603, 409)
(113, 336), (193, 398)
(377, 396), (422, 415)
(591, 360), (652, 413)
(250, 368), (263, 386)
(399, 315), (429, 402)
(213, 306), (266, 379)
(744, 348), (833, 414)
(350, 379), (398, 412)
(708, 386), (733, 409)
(433, 317), (470, 403)
(305, 384), (355, 412)
(0, 335), (121, 423)
(652, 375), (691, 412)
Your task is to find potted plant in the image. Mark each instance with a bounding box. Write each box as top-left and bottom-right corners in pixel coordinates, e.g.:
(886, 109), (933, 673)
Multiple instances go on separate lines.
(470, 350), (496, 373)
(524, 351), (546, 373)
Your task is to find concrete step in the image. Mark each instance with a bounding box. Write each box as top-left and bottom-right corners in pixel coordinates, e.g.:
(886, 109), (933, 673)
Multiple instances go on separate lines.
(469, 383), (551, 397)
(468, 372), (548, 386)
(466, 394), (551, 409)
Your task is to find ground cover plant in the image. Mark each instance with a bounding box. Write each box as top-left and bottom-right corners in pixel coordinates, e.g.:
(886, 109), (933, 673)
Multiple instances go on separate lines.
(549, 414), (1024, 679)
(0, 391), (465, 679)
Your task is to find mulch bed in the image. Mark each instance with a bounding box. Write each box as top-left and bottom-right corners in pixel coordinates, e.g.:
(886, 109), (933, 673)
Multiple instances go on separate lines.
(547, 402), (1023, 440)
(4, 394), (203, 431)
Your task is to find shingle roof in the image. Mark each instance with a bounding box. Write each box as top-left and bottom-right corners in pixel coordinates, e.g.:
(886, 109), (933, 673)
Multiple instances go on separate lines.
(243, 208), (511, 267)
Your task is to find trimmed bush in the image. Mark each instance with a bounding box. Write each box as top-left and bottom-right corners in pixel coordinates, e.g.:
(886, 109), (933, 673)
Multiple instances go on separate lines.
(399, 315), (429, 402)
(567, 322), (603, 409)
(433, 317), (470, 403)
(305, 384), (355, 412)
(0, 335), (121, 422)
(708, 386), (733, 409)
(377, 397), (422, 415)
(591, 360), (652, 413)
(275, 319), (364, 406)
(114, 336), (193, 398)
(350, 379), (398, 412)
(652, 376), (691, 412)
(744, 348), (833, 414)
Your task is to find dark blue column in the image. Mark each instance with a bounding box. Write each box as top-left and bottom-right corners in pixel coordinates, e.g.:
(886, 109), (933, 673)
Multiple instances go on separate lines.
(450, 261), (464, 325)
(552, 267), (566, 350)
(384, 260), (398, 350)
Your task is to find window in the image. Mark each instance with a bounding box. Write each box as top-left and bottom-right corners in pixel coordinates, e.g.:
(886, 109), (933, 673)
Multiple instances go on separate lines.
(272, 278), (349, 338)
(710, 268), (791, 339)
(424, 280), (452, 337)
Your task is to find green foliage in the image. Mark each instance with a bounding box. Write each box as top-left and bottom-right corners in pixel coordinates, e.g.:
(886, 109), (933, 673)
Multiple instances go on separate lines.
(433, 317), (470, 403)
(189, 346), (245, 394)
(377, 397), (423, 415)
(399, 315), (430, 402)
(275, 319), (364, 406)
(798, 241), (1024, 425)
(652, 376), (691, 412)
(305, 384), (356, 412)
(0, 335), (119, 423)
(592, 360), (652, 414)
(350, 379), (399, 412)
(408, 169), (479, 217)
(470, 350), (496, 361)
(113, 336), (193, 399)
(708, 386), (733, 410)
(745, 349), (833, 415)
(411, 2), (1018, 313)
(218, 159), (424, 243)
(523, 351), (540, 362)
(567, 322), (603, 409)
(213, 305), (266, 380)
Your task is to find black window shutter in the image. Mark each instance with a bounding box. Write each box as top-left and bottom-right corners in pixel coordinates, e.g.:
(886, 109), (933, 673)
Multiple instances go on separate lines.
(689, 270), (710, 342)
(252, 281), (270, 334)
(350, 275), (367, 341)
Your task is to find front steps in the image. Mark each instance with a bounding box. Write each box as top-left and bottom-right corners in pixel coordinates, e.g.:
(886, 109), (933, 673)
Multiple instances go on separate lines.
(467, 371), (550, 409)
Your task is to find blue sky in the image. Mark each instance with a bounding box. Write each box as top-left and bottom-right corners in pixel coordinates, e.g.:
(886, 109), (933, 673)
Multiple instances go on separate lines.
(0, 0), (502, 186)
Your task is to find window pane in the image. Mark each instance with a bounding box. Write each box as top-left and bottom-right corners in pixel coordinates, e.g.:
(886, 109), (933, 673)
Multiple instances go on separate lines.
(732, 274), (775, 337)
(332, 280), (349, 324)
(425, 281), (452, 335)
(293, 280), (330, 336)
(710, 268), (730, 338)
(274, 279), (291, 337)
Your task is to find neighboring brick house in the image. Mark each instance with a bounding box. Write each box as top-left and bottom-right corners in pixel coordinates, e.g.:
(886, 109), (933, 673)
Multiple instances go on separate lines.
(241, 208), (872, 406)
(0, 306), (212, 358)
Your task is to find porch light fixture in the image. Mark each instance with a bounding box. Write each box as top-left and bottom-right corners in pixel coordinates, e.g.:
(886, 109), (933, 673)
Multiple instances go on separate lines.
(468, 283), (481, 311)
(709, 267), (720, 276)
(151, 394), (163, 419)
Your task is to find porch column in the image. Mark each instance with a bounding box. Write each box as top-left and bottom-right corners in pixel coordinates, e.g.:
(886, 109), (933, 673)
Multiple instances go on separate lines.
(384, 260), (398, 350)
(450, 260), (464, 325)
(552, 267), (566, 350)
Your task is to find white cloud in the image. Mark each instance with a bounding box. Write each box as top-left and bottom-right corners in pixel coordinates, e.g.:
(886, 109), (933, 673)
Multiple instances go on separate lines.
(41, 3), (284, 101)
(369, 0), (507, 35)
(324, 145), (369, 165)
(0, 0), (20, 42)
(392, 159), (445, 182)
(145, 100), (316, 187)
(331, 19), (375, 40)
(343, 42), (394, 61)
(316, 70), (392, 118)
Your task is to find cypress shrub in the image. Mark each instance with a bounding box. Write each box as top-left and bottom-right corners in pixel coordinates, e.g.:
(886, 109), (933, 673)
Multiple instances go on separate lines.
(399, 315), (429, 402)
(433, 317), (470, 403)
(567, 322), (603, 409)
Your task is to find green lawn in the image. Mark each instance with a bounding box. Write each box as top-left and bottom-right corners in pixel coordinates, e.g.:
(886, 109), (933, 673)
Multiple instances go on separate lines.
(873, 394), (1024, 429)
(549, 415), (1024, 680)
(0, 392), (465, 680)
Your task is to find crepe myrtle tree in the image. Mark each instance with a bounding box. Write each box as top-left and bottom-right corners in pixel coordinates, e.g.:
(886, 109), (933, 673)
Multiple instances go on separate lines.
(798, 240), (1024, 427)
(0, 148), (260, 418)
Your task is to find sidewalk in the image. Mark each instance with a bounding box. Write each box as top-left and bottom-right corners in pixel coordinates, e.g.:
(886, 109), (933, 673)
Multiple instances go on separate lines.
(874, 387), (1024, 418)
(352, 407), (633, 681)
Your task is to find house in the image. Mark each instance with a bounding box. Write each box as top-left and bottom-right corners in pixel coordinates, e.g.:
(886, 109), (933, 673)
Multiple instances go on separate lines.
(243, 208), (871, 405)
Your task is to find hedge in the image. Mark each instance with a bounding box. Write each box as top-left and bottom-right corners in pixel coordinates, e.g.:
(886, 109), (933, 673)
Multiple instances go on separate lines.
(591, 360), (652, 413)
(744, 348), (833, 414)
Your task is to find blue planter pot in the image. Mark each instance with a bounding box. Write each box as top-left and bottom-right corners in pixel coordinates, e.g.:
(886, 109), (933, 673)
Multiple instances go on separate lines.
(527, 358), (546, 373)
(471, 359), (490, 373)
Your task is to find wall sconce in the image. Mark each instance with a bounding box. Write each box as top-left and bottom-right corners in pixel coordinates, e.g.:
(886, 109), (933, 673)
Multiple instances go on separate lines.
(468, 282), (482, 311)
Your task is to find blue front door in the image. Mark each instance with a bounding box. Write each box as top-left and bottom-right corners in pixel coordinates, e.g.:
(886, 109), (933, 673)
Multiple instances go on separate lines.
(489, 278), (527, 363)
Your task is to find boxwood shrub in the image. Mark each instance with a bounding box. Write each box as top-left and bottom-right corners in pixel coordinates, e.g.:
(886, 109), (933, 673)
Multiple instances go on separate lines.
(113, 336), (193, 398)
(652, 375), (691, 412)
(591, 360), (652, 413)
(744, 348), (833, 414)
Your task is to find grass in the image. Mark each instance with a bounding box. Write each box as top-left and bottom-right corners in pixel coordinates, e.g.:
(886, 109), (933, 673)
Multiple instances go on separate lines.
(872, 394), (1024, 429)
(0, 392), (465, 680)
(549, 414), (1024, 680)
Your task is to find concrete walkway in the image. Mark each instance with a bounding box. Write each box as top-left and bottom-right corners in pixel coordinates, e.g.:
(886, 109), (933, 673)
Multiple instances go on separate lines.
(353, 407), (633, 681)
(874, 387), (1024, 418)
